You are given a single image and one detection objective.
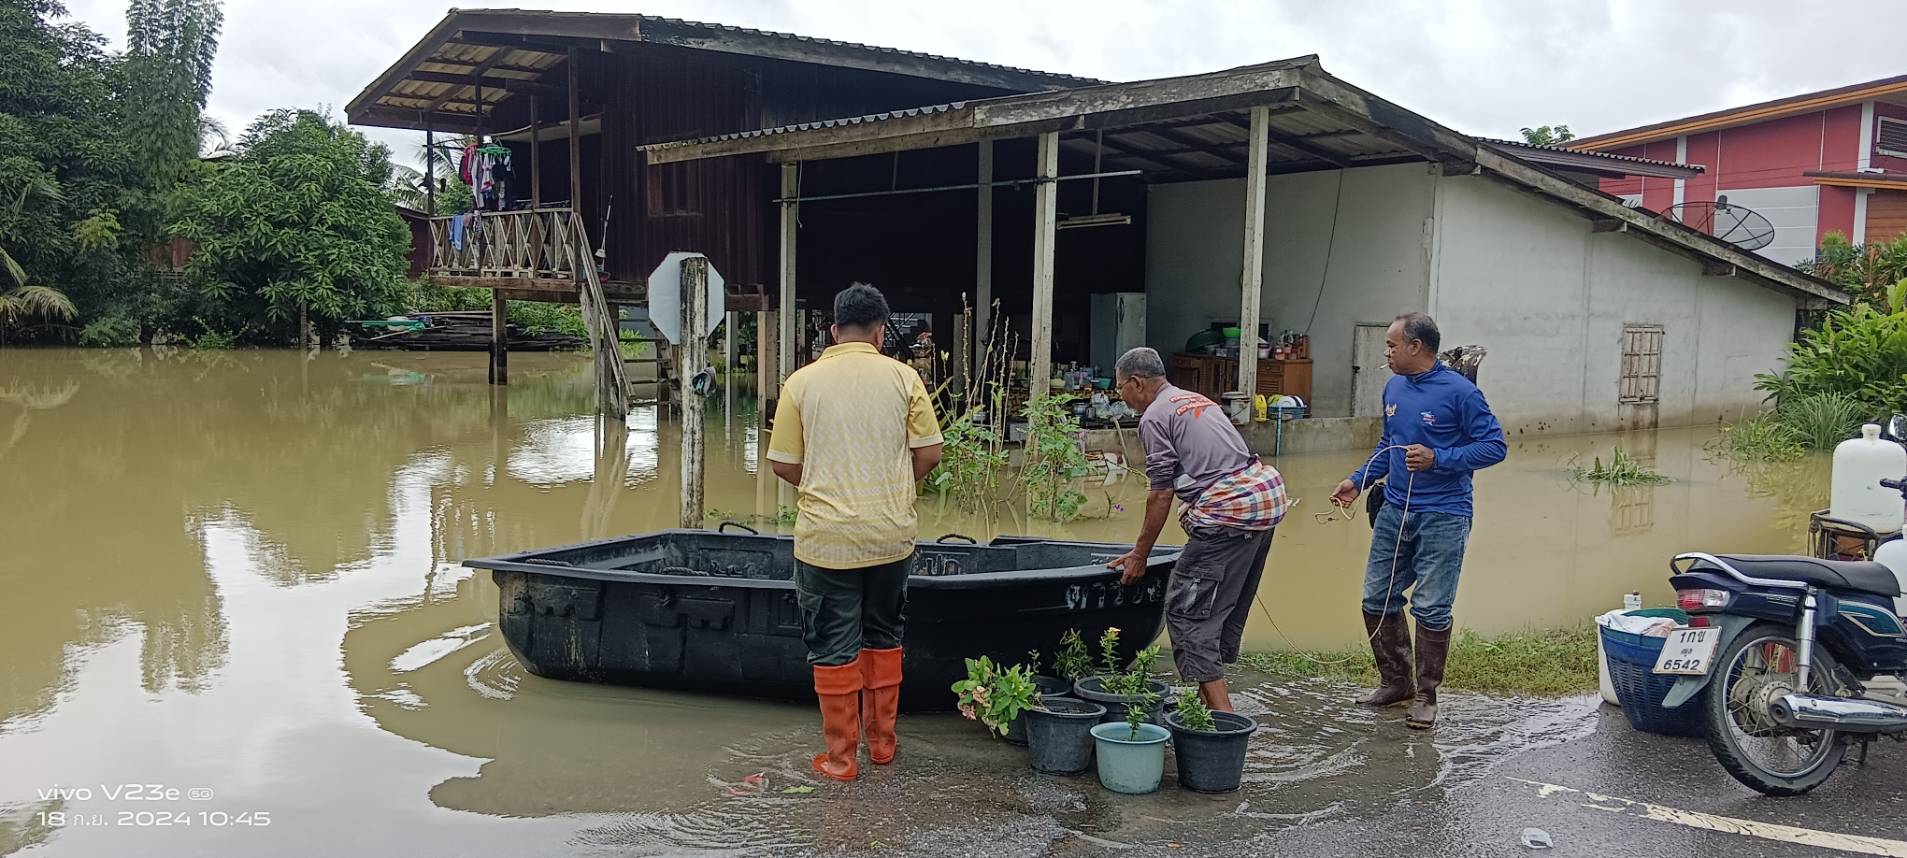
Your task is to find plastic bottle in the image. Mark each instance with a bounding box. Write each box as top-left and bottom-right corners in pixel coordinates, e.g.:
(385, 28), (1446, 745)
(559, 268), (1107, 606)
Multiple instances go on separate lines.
(1831, 424), (1907, 533)
(1623, 592), (1643, 612)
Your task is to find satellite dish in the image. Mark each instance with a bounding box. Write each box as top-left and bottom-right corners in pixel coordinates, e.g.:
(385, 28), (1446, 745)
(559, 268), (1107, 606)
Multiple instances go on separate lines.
(1663, 196), (1776, 251)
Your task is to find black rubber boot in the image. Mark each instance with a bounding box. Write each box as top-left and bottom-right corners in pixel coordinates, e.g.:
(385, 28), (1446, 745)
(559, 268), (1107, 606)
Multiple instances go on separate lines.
(1406, 623), (1453, 729)
(1357, 612), (1415, 707)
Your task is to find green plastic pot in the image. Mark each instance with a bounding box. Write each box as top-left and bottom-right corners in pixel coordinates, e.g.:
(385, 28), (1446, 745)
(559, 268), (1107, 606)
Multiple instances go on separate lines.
(1090, 722), (1169, 794)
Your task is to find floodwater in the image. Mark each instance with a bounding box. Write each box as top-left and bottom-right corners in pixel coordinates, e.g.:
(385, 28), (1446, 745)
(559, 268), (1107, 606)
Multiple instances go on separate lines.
(0, 348), (1830, 856)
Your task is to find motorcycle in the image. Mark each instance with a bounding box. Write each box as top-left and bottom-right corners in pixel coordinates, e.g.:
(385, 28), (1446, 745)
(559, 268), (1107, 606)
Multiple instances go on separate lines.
(1664, 475), (1907, 795)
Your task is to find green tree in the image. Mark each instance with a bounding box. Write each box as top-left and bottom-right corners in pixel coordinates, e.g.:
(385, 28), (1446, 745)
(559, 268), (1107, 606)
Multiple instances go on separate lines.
(169, 109), (411, 344)
(1801, 231), (1907, 308)
(1520, 124), (1575, 146)
(123, 0), (222, 183)
(0, 0), (134, 341)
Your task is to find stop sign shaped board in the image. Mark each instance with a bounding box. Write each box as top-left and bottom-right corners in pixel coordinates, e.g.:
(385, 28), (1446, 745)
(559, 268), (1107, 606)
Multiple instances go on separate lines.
(647, 251), (725, 344)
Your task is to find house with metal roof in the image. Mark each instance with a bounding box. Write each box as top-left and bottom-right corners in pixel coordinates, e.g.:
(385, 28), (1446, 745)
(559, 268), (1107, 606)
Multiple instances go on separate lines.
(349, 9), (1846, 440)
(1575, 73), (1907, 265)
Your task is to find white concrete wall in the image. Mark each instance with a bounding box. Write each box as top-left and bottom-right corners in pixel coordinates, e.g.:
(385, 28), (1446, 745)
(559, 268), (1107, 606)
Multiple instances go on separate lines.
(1143, 163), (1436, 417)
(1431, 174), (1798, 435)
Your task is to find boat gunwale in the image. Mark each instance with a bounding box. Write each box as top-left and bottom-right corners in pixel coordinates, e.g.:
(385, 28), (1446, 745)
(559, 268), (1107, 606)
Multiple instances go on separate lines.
(462, 531), (1181, 591)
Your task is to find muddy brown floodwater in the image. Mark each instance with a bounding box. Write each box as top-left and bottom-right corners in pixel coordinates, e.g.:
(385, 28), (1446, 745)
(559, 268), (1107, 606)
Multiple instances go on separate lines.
(0, 348), (1832, 856)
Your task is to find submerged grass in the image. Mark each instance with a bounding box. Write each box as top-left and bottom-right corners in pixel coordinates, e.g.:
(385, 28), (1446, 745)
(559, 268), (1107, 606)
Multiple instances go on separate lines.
(1712, 411), (1807, 462)
(1568, 447), (1671, 485)
(1239, 625), (1599, 697)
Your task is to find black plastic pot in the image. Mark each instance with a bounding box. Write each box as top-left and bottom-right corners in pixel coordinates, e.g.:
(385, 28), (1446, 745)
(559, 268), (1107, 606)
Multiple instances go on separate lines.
(1024, 697), (1107, 775)
(1073, 676), (1169, 725)
(1165, 710), (1258, 793)
(1003, 677), (1076, 746)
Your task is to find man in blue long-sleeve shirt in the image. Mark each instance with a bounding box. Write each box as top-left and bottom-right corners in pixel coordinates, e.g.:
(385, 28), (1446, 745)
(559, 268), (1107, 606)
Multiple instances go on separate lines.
(1329, 312), (1505, 729)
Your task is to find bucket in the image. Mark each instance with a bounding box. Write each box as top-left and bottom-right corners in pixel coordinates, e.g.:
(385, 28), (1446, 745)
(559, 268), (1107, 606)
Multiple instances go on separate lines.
(1090, 722), (1170, 794)
(1222, 392), (1251, 425)
(1025, 697), (1107, 775)
(1165, 710), (1257, 793)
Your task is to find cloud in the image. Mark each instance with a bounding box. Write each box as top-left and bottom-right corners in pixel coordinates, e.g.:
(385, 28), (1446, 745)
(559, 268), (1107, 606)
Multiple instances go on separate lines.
(59, 0), (1907, 161)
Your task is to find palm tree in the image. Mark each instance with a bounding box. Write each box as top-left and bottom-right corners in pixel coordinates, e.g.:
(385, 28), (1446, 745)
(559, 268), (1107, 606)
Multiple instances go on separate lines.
(0, 180), (79, 336)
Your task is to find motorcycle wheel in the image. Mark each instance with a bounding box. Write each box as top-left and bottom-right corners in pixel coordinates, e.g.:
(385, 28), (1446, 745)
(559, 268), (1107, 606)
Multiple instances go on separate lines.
(1703, 621), (1846, 796)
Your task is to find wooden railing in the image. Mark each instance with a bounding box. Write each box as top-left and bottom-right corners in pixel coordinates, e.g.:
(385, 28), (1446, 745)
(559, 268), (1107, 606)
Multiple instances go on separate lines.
(559, 209), (629, 418)
(427, 208), (582, 280)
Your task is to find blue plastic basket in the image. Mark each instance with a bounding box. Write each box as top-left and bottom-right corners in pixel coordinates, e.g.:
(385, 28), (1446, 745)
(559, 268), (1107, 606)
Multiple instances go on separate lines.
(1600, 611), (1705, 738)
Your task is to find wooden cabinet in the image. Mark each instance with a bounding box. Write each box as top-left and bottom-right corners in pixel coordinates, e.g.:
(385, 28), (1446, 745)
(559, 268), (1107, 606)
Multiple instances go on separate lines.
(1167, 353), (1312, 404)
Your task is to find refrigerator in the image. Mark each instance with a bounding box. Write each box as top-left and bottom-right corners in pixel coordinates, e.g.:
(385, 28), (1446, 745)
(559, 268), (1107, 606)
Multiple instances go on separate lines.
(1090, 293), (1147, 374)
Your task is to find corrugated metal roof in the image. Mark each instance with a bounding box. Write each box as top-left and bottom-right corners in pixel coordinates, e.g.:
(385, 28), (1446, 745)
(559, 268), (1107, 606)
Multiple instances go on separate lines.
(648, 101), (972, 151)
(627, 13), (1105, 88)
(1482, 138), (1702, 172)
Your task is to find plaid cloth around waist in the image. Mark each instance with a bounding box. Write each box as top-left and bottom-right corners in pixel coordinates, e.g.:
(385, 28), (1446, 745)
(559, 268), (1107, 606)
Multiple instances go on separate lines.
(1181, 459), (1289, 532)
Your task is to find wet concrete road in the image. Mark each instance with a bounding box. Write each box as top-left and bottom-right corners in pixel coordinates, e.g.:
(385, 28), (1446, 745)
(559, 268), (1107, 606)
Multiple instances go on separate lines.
(545, 673), (1907, 858)
(1268, 706), (1907, 858)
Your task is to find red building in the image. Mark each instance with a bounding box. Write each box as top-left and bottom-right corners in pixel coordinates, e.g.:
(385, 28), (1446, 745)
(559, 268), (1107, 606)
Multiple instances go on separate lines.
(1575, 74), (1907, 265)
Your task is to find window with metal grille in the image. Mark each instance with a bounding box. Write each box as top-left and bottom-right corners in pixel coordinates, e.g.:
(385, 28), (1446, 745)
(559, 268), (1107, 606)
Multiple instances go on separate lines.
(1879, 117), (1907, 159)
(1619, 324), (1663, 404)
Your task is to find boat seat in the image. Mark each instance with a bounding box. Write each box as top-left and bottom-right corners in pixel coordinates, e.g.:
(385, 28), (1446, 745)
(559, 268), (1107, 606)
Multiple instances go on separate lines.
(1708, 554), (1901, 597)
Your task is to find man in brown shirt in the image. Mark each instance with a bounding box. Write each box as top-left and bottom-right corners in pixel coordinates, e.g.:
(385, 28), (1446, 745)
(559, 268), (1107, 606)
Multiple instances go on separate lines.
(1107, 347), (1287, 711)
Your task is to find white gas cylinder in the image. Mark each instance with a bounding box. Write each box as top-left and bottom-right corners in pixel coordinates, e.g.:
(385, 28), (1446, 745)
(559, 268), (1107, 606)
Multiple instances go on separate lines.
(1871, 538), (1907, 616)
(1830, 424), (1907, 534)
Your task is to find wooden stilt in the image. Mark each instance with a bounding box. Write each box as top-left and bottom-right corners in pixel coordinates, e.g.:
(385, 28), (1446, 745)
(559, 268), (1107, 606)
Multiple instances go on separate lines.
(975, 140), (994, 360)
(1237, 104), (1270, 395)
(680, 256), (709, 528)
(1029, 131), (1059, 402)
(490, 289), (509, 385)
(778, 163), (798, 390)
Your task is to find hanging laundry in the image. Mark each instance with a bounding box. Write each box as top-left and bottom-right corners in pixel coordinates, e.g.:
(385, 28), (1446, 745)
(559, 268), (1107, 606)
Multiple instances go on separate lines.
(449, 211), (466, 251)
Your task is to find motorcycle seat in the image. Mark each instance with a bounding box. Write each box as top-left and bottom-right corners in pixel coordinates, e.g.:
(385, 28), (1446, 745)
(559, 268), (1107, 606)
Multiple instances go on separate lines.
(1707, 554), (1902, 597)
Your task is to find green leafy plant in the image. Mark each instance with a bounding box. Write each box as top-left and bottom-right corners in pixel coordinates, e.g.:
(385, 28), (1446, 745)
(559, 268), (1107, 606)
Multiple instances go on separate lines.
(1568, 447), (1670, 485)
(1095, 627), (1162, 698)
(1021, 394), (1091, 522)
(1710, 411), (1806, 462)
(1800, 232), (1907, 308)
(926, 415), (1009, 509)
(1174, 687), (1217, 732)
(1781, 391), (1865, 451)
(1756, 303), (1907, 413)
(950, 656), (1039, 738)
(1054, 628), (1091, 684)
(1125, 686), (1157, 740)
(1097, 627), (1123, 679)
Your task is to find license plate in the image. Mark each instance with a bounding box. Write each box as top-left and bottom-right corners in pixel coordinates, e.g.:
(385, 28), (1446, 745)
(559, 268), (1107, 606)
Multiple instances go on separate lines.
(1652, 627), (1722, 676)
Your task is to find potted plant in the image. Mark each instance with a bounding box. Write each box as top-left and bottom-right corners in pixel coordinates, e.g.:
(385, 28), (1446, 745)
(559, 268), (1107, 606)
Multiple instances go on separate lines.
(951, 656), (1039, 740)
(1089, 686), (1170, 794)
(1024, 696), (1108, 775)
(1006, 649), (1074, 746)
(1072, 628), (1169, 725)
(1164, 688), (1258, 793)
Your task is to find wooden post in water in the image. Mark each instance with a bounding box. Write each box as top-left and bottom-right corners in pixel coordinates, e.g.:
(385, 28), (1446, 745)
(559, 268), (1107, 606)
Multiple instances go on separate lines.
(489, 290), (509, 385)
(679, 255), (709, 528)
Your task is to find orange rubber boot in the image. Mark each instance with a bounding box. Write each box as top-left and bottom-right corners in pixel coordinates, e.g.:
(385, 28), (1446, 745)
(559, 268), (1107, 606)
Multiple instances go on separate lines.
(859, 648), (903, 764)
(811, 660), (863, 781)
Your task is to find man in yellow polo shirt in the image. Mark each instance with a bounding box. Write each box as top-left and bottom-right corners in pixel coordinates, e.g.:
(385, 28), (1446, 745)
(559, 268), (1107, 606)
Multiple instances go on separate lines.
(767, 283), (943, 782)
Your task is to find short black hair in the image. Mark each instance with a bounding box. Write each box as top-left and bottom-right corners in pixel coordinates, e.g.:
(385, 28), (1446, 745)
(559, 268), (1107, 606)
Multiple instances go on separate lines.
(833, 282), (890, 332)
(1395, 311), (1441, 353)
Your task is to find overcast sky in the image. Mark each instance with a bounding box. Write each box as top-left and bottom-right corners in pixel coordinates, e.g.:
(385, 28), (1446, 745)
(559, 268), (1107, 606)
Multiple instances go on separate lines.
(59, 0), (1907, 162)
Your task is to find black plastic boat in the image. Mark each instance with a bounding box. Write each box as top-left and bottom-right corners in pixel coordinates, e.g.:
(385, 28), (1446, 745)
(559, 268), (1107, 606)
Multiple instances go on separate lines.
(463, 529), (1178, 710)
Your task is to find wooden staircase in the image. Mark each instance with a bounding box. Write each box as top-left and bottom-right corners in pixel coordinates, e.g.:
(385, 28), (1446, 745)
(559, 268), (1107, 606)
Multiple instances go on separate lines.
(563, 210), (629, 418)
